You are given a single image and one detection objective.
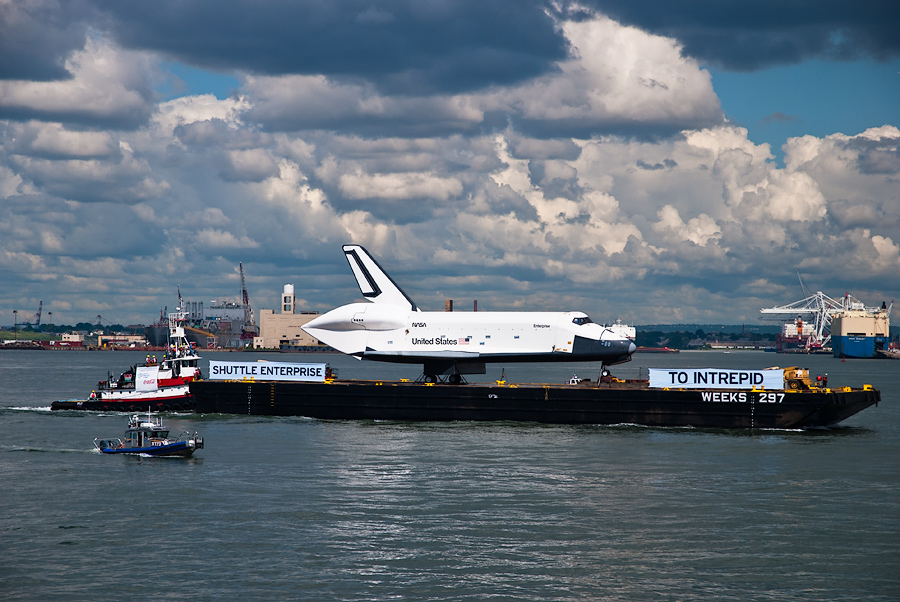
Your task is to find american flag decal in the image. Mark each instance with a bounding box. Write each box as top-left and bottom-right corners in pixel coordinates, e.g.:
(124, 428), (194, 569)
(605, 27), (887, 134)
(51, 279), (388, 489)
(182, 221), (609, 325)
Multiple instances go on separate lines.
(459, 337), (470, 345)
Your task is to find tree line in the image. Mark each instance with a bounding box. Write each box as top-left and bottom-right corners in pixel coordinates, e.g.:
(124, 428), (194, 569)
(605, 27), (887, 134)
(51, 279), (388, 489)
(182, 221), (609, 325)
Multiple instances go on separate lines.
(635, 329), (776, 350)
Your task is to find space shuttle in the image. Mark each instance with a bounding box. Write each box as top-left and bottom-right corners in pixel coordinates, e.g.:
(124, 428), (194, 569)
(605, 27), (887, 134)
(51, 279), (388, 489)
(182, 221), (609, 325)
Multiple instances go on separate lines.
(302, 245), (636, 383)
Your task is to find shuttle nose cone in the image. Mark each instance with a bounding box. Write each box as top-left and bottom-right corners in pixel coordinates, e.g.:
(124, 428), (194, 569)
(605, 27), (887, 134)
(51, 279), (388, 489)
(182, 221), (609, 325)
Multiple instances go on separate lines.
(628, 342), (636, 355)
(303, 313), (327, 330)
(302, 304), (362, 332)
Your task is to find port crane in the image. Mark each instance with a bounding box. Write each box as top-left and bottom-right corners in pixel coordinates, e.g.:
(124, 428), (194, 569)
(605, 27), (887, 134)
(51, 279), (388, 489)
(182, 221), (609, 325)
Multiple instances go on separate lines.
(92, 314), (116, 328)
(239, 262), (258, 338)
(759, 271), (894, 350)
(760, 290), (844, 349)
(759, 272), (845, 349)
(13, 301), (42, 328)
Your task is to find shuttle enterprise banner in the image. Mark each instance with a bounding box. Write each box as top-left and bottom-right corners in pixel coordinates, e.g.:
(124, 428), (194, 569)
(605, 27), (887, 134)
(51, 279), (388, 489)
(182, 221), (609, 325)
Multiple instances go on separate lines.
(209, 361), (327, 382)
(649, 368), (783, 390)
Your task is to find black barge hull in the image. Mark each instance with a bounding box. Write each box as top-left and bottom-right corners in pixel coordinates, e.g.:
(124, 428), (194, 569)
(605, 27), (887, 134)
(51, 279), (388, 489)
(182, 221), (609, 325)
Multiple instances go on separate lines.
(51, 398), (195, 412)
(190, 380), (880, 429)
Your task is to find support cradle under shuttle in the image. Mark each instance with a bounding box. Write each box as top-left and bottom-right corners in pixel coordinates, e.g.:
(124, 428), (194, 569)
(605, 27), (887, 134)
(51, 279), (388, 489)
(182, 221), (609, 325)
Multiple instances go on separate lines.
(302, 245), (636, 383)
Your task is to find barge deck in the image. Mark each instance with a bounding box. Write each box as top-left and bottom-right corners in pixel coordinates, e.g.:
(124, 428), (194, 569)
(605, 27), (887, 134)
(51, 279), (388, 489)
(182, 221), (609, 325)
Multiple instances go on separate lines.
(189, 378), (880, 429)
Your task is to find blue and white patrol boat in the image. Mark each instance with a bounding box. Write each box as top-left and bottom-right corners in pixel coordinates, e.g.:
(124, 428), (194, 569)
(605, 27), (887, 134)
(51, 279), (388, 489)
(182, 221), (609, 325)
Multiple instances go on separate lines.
(94, 411), (203, 457)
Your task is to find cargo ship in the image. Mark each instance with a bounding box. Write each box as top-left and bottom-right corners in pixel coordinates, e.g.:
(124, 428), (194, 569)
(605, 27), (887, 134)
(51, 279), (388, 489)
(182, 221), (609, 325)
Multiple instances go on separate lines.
(775, 317), (828, 353)
(761, 289), (892, 358)
(831, 295), (892, 359)
(189, 364), (879, 429)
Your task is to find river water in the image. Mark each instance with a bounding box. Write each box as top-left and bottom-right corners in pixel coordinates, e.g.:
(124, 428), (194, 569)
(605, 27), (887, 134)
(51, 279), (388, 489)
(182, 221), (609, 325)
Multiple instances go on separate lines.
(1, 349), (898, 601)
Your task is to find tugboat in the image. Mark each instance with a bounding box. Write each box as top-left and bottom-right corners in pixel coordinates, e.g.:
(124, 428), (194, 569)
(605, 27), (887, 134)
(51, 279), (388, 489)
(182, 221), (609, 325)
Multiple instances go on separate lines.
(52, 309), (202, 412)
(94, 411), (203, 457)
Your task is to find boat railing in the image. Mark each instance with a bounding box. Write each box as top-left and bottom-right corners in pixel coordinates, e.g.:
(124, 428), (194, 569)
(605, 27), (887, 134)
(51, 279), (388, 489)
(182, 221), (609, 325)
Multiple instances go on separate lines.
(93, 438), (123, 451)
(174, 431), (204, 448)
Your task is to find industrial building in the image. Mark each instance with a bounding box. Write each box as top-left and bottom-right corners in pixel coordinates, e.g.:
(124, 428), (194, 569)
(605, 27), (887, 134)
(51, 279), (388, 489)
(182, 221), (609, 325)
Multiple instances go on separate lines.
(253, 285), (324, 350)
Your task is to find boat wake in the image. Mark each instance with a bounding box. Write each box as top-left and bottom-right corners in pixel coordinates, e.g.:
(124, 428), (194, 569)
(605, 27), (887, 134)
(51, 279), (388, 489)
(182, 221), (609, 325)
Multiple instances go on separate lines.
(1, 444), (96, 454)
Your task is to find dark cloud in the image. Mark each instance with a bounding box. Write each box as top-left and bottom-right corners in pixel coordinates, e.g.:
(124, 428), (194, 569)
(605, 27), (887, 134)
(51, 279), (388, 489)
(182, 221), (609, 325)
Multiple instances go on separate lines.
(0, 192), (166, 258)
(506, 114), (705, 142)
(844, 133), (900, 174)
(5, 124), (120, 161)
(508, 136), (581, 161)
(92, 0), (569, 95)
(175, 119), (273, 150)
(829, 199), (900, 229)
(0, 0), (96, 80)
(528, 160), (584, 200)
(0, 102), (153, 130)
(579, 0), (900, 70)
(636, 159), (677, 171)
(245, 73), (492, 136)
(8, 149), (168, 205)
(760, 112), (800, 125)
(5, 0), (896, 102)
(478, 182), (540, 221)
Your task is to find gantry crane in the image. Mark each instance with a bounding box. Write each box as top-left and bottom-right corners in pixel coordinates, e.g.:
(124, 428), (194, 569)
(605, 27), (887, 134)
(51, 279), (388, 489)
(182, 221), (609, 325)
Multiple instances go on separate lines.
(14, 301), (42, 327)
(239, 262), (258, 338)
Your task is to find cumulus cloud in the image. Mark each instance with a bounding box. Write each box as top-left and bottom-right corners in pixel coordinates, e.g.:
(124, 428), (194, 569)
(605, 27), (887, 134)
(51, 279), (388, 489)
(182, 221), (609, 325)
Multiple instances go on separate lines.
(0, 6), (897, 325)
(222, 149), (278, 182)
(8, 139), (169, 204)
(487, 16), (722, 135)
(0, 37), (155, 127)
(7, 122), (118, 159)
(245, 75), (486, 136)
(338, 171), (463, 202)
(583, 0), (900, 70)
(871, 235), (900, 272)
(154, 95), (251, 134)
(195, 229), (260, 250)
(8, 1), (895, 91)
(88, 0), (569, 95)
(245, 14), (723, 139)
(782, 126), (900, 230)
(652, 205), (721, 246)
(0, 0), (94, 80)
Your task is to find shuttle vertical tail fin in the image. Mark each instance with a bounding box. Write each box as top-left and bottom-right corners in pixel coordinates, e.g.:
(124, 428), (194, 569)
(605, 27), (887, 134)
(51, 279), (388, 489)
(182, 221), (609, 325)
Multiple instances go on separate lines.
(342, 245), (418, 311)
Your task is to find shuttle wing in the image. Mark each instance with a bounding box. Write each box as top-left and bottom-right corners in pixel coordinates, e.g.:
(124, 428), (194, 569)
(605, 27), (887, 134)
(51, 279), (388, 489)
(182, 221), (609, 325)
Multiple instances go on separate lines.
(342, 245), (418, 311)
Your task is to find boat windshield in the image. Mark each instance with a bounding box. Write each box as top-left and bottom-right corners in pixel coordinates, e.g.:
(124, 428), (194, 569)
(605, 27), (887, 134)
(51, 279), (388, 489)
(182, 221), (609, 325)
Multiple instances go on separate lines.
(151, 431), (168, 438)
(572, 316), (593, 325)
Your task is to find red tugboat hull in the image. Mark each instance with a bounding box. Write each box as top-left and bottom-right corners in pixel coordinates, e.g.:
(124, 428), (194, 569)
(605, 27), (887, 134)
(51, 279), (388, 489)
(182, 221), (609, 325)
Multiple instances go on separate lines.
(52, 393), (194, 412)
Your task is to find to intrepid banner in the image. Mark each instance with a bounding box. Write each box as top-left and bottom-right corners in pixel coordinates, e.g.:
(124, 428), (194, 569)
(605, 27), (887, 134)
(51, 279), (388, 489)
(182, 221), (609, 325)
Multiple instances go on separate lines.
(649, 368), (784, 390)
(209, 361), (327, 382)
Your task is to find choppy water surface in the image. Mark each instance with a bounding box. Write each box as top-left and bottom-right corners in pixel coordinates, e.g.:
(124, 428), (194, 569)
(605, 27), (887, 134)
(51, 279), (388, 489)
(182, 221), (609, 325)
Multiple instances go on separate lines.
(2, 350), (898, 601)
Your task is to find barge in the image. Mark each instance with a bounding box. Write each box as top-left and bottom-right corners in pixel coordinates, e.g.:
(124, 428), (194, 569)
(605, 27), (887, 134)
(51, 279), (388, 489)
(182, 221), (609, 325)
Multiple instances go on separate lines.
(189, 366), (880, 429)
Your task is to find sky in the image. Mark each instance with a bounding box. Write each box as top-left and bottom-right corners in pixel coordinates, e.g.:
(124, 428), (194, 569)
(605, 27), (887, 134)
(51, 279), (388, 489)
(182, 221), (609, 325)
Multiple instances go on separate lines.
(2, 0), (899, 328)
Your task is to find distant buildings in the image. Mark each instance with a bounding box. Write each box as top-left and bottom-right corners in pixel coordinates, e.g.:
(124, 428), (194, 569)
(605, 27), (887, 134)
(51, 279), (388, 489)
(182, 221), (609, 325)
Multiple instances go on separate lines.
(253, 284), (323, 350)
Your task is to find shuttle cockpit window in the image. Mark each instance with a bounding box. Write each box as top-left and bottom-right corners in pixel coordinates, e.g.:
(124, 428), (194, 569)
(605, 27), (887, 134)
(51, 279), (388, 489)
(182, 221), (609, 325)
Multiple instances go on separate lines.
(572, 316), (593, 326)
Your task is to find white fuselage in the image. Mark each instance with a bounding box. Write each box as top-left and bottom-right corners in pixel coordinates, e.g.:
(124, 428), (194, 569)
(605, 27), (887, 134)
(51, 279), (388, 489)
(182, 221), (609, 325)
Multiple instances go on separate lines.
(302, 302), (635, 365)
